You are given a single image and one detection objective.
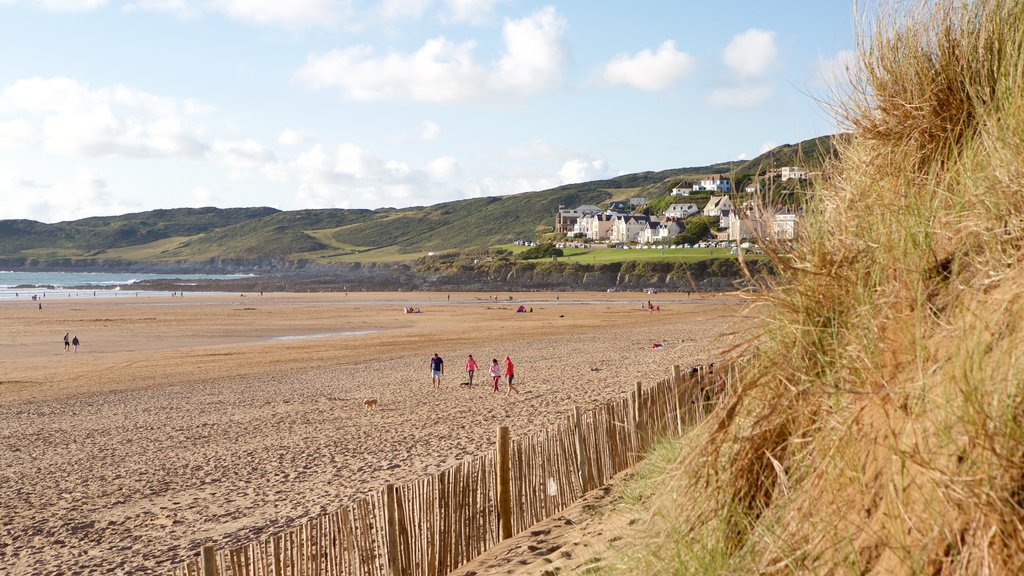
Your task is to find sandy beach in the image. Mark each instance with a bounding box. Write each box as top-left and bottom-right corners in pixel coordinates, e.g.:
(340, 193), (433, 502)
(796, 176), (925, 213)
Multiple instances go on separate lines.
(0, 290), (751, 575)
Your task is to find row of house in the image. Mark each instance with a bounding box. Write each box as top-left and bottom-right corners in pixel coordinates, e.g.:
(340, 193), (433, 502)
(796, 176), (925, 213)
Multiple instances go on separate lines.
(670, 167), (808, 197)
(671, 174), (732, 196)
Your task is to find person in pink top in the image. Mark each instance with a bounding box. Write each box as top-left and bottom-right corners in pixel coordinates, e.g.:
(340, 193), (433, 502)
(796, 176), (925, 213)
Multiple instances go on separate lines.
(489, 358), (501, 392)
(465, 354), (479, 386)
(503, 356), (519, 396)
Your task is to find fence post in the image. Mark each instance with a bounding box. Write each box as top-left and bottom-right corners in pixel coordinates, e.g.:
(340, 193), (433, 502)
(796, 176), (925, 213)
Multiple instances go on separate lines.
(496, 426), (513, 541)
(672, 366), (683, 434)
(200, 544), (218, 576)
(634, 381), (642, 423)
(384, 483), (402, 576)
(573, 406), (590, 494)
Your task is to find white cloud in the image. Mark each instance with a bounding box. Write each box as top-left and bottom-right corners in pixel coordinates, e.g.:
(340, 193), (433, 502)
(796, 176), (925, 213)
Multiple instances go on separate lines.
(418, 120), (440, 140)
(600, 40), (696, 91)
(0, 119), (38, 150)
(759, 140), (778, 154)
(489, 6), (566, 96)
(0, 167), (135, 222)
(122, 0), (199, 18)
(379, 0), (431, 19)
(287, 142), (473, 209)
(209, 0), (345, 29)
(811, 49), (856, 96)
(707, 85), (775, 109)
(735, 152), (749, 161)
(443, 0), (500, 24)
(425, 156), (459, 179)
(211, 138), (276, 169)
(34, 0), (108, 11)
(558, 158), (609, 184)
(723, 29), (778, 79)
(294, 6), (567, 102)
(294, 40), (484, 102)
(278, 127), (315, 147)
(0, 77), (210, 158)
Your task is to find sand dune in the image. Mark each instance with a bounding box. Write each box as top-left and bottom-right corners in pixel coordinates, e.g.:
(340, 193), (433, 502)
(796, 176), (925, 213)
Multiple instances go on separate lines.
(0, 291), (750, 575)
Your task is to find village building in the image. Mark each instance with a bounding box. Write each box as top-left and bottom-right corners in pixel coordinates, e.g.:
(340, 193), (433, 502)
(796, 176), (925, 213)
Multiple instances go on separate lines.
(664, 203), (699, 219)
(699, 174), (732, 192)
(555, 204), (601, 233)
(728, 206), (800, 241)
(572, 212), (617, 240)
(639, 219), (683, 244)
(780, 166), (807, 181)
(670, 182), (696, 196)
(609, 214), (652, 244)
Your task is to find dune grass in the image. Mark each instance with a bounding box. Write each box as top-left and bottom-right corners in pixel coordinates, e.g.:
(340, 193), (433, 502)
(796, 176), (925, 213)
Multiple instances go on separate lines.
(611, 1), (1024, 573)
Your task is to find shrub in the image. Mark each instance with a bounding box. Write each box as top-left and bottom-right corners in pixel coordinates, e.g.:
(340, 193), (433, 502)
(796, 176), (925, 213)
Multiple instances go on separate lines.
(518, 242), (563, 260)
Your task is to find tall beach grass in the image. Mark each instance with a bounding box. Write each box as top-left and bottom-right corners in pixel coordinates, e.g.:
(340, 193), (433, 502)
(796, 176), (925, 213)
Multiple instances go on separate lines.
(615, 1), (1024, 573)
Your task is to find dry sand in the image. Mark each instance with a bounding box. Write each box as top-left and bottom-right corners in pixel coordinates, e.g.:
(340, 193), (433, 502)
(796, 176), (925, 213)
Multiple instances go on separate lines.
(0, 290), (751, 575)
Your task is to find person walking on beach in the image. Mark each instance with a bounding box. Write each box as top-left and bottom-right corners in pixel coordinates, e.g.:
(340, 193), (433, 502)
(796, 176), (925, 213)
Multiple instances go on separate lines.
(503, 356), (519, 396)
(71, 335), (79, 352)
(489, 358), (501, 392)
(64, 332), (70, 352)
(430, 353), (444, 389)
(465, 354), (478, 386)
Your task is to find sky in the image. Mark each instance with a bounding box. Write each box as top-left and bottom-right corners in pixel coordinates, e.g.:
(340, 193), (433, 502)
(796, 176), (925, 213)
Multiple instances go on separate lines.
(0, 1), (856, 223)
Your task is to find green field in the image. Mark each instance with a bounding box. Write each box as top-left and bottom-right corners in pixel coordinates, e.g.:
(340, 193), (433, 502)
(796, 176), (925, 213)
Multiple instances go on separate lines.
(497, 243), (734, 263)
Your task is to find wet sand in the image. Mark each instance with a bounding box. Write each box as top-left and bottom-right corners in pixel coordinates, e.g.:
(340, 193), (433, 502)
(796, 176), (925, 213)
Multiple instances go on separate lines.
(0, 291), (751, 575)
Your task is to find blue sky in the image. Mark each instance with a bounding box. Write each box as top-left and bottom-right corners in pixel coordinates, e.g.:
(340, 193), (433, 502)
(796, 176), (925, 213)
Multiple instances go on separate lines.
(0, 1), (855, 223)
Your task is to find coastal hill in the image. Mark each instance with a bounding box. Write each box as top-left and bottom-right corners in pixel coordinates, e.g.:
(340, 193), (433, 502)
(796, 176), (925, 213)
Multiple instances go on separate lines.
(0, 136), (833, 270)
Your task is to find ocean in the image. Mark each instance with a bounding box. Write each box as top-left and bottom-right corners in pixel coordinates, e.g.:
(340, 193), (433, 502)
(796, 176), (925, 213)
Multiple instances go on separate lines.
(0, 270), (251, 300)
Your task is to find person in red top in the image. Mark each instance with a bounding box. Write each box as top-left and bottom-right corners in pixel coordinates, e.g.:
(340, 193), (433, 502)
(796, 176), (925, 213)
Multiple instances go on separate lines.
(465, 354), (479, 386)
(503, 356), (519, 396)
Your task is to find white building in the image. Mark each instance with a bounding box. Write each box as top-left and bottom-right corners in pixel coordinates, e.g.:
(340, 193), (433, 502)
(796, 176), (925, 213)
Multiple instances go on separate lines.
(572, 212), (617, 240)
(703, 196), (733, 218)
(609, 214), (651, 244)
(664, 203), (699, 219)
(671, 182), (695, 196)
(555, 204), (602, 233)
(780, 167), (807, 181)
(699, 175), (731, 192)
(728, 207), (800, 241)
(639, 220), (683, 244)
(629, 197), (648, 207)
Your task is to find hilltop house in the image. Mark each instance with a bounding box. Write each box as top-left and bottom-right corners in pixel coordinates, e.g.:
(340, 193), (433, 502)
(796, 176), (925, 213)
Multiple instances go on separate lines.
(555, 204), (601, 233)
(610, 214), (652, 244)
(629, 197), (648, 207)
(671, 182), (696, 196)
(639, 219), (683, 244)
(664, 203), (699, 219)
(606, 200), (629, 211)
(699, 175), (731, 192)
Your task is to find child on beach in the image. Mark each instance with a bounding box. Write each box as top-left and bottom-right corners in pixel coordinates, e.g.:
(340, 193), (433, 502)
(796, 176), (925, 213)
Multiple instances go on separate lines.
(489, 358), (501, 392)
(465, 354), (478, 386)
(503, 356), (519, 396)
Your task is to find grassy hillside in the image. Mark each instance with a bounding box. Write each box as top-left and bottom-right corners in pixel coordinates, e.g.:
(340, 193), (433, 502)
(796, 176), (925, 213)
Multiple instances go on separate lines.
(613, 1), (1024, 573)
(0, 137), (834, 267)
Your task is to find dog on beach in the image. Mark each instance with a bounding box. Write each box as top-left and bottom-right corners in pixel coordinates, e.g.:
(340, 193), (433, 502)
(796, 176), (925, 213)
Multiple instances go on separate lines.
(363, 398), (378, 410)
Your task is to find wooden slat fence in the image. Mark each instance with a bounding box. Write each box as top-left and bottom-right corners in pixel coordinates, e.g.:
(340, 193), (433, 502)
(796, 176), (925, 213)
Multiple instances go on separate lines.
(172, 361), (739, 576)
